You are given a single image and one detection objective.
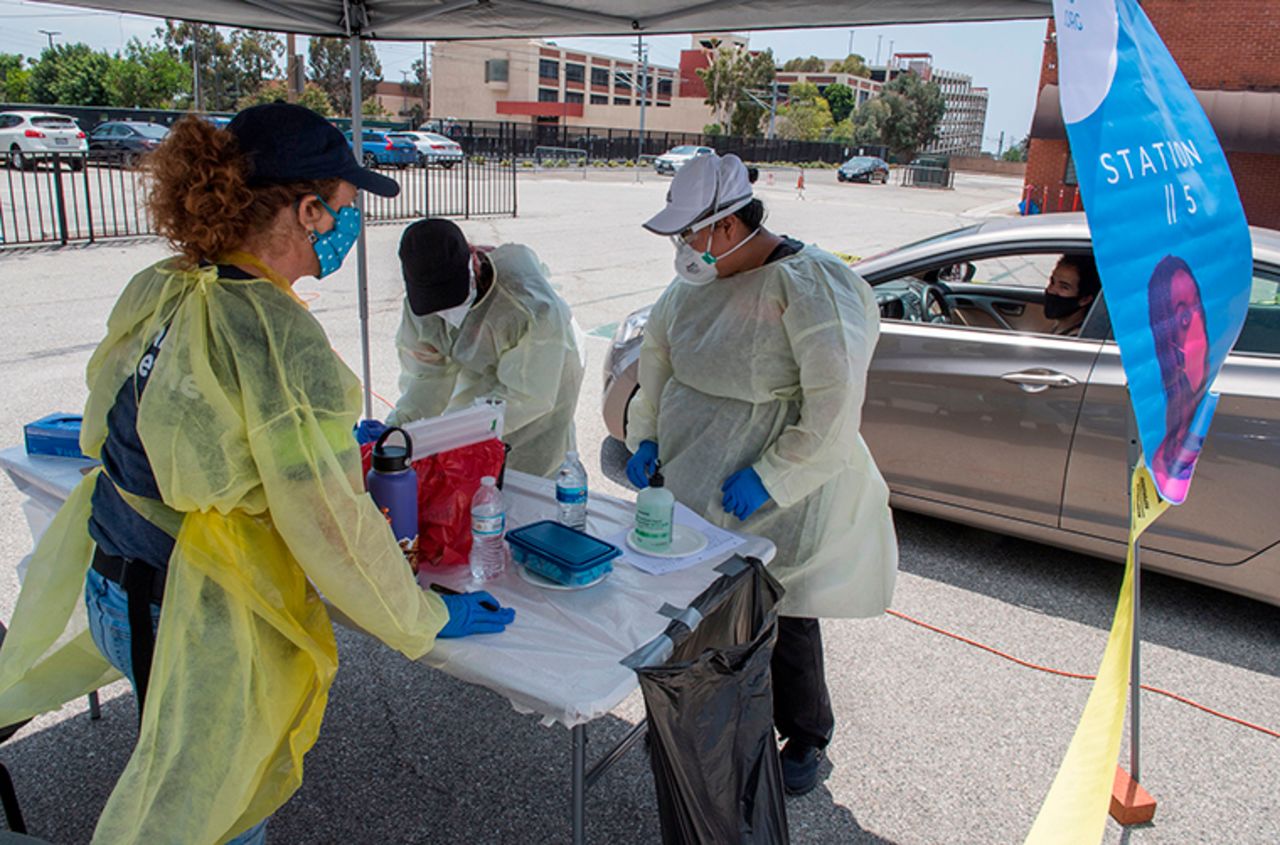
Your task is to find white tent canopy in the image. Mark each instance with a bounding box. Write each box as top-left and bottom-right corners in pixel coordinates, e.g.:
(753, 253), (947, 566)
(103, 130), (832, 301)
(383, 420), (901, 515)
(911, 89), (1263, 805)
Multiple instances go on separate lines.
(36, 0), (1053, 415)
(36, 0), (1051, 40)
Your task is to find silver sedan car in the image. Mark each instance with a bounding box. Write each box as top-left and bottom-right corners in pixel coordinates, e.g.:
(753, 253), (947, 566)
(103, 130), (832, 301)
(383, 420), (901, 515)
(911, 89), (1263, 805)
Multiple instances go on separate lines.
(602, 213), (1280, 605)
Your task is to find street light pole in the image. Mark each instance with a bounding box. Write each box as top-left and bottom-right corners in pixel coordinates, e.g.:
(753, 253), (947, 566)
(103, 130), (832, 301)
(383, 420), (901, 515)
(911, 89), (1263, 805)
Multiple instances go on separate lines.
(38, 30), (60, 50)
(636, 35), (648, 182)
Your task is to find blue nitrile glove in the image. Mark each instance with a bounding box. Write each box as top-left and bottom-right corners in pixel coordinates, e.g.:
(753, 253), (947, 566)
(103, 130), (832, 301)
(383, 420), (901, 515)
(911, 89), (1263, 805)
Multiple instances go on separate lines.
(626, 440), (660, 489)
(721, 467), (771, 521)
(355, 418), (388, 445)
(438, 591), (516, 638)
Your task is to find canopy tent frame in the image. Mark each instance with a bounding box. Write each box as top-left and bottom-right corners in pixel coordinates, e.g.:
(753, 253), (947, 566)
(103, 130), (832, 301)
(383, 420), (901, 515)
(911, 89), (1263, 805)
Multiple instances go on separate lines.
(30, 0), (1057, 841)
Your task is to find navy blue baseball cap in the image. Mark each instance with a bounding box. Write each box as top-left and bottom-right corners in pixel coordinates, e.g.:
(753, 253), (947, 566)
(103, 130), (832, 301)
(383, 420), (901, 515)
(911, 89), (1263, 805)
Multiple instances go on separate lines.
(228, 102), (400, 198)
(399, 218), (472, 316)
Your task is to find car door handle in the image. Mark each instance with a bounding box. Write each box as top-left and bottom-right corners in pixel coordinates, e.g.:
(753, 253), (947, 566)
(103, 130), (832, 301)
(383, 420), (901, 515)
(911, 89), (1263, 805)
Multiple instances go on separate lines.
(1001, 369), (1080, 393)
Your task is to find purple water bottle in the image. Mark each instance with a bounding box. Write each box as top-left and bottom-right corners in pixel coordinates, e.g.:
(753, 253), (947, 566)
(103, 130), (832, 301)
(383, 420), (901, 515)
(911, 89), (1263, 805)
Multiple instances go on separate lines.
(367, 427), (419, 568)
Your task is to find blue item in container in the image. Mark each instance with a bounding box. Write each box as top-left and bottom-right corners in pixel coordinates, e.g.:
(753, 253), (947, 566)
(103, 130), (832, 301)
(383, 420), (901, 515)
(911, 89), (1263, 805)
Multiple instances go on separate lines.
(506, 520), (621, 587)
(24, 414), (85, 458)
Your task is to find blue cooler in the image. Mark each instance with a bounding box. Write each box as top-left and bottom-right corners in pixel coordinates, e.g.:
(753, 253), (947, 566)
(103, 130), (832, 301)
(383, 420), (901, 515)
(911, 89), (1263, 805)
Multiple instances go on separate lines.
(24, 414), (85, 459)
(506, 520), (621, 586)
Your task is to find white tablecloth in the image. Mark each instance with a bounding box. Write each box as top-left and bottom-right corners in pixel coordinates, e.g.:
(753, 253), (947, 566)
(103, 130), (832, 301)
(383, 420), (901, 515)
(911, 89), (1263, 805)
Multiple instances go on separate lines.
(0, 446), (775, 727)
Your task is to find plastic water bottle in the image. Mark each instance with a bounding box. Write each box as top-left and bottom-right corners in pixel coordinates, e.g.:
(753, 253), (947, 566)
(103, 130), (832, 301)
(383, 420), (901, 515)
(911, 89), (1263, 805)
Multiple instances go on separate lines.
(470, 476), (508, 581)
(555, 450), (589, 530)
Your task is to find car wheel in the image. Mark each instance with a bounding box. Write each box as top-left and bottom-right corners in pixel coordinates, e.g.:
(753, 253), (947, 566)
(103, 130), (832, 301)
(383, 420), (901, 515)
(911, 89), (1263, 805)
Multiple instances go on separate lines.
(879, 171), (889, 184)
(68, 158), (85, 172)
(363, 152), (378, 168)
(10, 145), (34, 172)
(122, 152), (139, 170)
(441, 161), (455, 169)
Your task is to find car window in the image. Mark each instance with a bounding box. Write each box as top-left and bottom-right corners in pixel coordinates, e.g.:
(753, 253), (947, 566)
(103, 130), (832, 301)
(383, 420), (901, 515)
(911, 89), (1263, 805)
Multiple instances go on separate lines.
(967, 254), (1061, 289)
(669, 146), (698, 154)
(133, 124), (167, 139)
(0, 115), (17, 129)
(32, 117), (77, 129)
(94, 124), (119, 137)
(1234, 270), (1280, 357)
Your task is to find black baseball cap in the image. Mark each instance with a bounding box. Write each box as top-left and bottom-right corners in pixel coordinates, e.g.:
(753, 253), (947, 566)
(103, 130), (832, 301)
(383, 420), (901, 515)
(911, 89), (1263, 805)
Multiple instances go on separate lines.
(399, 218), (472, 316)
(228, 102), (400, 198)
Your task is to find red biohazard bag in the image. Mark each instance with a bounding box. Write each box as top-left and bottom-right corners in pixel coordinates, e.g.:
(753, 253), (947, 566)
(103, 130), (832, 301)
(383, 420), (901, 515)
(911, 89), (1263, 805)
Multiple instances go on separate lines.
(362, 437), (508, 570)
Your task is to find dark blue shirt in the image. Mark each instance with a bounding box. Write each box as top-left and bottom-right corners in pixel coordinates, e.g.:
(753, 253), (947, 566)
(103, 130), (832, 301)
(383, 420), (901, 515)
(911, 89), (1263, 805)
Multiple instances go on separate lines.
(87, 265), (253, 571)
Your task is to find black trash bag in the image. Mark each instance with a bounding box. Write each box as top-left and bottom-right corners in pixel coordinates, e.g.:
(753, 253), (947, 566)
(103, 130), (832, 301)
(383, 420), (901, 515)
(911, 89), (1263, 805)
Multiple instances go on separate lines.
(632, 556), (788, 845)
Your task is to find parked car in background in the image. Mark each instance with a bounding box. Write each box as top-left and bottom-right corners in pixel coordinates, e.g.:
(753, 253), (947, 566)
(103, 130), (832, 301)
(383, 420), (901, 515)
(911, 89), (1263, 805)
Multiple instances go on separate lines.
(387, 131), (464, 167)
(837, 155), (890, 184)
(344, 129), (418, 169)
(654, 145), (715, 175)
(600, 213), (1280, 606)
(0, 111), (88, 171)
(87, 121), (170, 166)
(201, 115), (232, 129)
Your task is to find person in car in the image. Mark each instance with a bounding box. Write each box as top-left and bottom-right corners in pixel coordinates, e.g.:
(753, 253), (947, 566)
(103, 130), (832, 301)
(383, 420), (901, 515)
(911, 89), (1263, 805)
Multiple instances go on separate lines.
(1044, 254), (1101, 335)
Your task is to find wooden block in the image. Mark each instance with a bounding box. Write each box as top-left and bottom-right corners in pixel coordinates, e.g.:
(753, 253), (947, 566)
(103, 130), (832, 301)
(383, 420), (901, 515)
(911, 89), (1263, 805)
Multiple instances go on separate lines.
(1110, 766), (1157, 825)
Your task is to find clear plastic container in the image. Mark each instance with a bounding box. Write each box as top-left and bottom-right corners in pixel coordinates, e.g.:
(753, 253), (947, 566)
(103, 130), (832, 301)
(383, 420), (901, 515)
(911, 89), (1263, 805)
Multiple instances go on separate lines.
(506, 520), (621, 586)
(555, 450), (588, 530)
(469, 476), (508, 581)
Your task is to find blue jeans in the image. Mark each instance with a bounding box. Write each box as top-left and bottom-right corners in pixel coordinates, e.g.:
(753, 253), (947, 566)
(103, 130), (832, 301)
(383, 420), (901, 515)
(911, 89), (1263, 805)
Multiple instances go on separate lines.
(85, 568), (270, 845)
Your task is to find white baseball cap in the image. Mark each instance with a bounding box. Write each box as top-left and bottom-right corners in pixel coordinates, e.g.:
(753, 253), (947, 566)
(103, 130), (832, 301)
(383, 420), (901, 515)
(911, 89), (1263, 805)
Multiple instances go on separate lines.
(643, 153), (754, 236)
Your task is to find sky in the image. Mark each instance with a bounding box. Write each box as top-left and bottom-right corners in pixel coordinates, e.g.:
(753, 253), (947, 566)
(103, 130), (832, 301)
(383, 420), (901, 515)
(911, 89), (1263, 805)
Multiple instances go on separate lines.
(0, 0), (1049, 153)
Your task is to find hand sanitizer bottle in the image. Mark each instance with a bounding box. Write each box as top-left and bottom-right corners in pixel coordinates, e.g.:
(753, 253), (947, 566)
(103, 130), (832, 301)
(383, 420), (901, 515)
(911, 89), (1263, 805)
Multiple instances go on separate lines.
(633, 462), (674, 553)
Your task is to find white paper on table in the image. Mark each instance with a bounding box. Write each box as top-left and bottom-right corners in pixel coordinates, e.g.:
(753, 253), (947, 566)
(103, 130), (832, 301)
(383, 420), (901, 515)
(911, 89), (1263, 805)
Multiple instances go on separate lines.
(611, 503), (746, 576)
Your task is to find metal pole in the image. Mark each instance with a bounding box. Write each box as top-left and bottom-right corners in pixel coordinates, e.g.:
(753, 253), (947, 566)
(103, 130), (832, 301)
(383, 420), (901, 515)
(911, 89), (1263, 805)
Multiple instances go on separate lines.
(571, 724), (587, 845)
(1125, 404), (1143, 782)
(286, 33), (298, 103)
(192, 29), (202, 112)
(768, 80), (777, 140)
(422, 41), (430, 120)
(351, 33), (373, 419)
(636, 36), (648, 184)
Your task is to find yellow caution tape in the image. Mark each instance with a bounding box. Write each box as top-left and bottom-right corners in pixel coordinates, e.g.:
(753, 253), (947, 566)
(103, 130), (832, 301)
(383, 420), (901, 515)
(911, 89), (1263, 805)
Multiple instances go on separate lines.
(1025, 464), (1169, 845)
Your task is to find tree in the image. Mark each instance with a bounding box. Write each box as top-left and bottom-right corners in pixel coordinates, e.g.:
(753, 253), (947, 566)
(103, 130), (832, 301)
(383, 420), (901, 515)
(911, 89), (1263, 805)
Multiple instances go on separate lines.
(361, 95), (389, 119)
(105, 38), (189, 108)
(1003, 136), (1029, 162)
(158, 21), (238, 111)
(776, 82), (834, 141)
(829, 53), (870, 78)
(703, 123), (723, 136)
(237, 80), (333, 115)
(228, 29), (283, 98)
(29, 43), (113, 105)
(824, 82), (856, 123)
(849, 97), (893, 146)
(874, 72), (946, 158)
(781, 55), (826, 72)
(0, 54), (31, 102)
(309, 37), (381, 116)
(696, 46), (774, 139)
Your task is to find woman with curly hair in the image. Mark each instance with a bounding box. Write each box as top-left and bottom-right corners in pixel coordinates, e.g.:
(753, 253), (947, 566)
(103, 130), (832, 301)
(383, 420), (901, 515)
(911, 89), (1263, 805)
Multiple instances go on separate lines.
(0, 103), (511, 844)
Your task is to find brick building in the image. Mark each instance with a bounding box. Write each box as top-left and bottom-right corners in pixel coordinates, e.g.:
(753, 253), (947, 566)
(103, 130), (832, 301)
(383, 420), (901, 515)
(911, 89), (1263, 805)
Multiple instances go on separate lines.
(1024, 1), (1280, 228)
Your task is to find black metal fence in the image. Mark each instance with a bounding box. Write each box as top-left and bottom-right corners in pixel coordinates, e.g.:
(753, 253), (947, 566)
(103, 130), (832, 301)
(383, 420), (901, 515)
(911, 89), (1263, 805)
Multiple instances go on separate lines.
(899, 165), (955, 190)
(447, 118), (885, 165)
(0, 151), (516, 249)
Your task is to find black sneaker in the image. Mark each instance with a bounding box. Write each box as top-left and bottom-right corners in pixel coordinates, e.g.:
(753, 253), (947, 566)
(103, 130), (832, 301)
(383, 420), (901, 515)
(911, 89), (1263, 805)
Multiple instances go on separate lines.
(780, 741), (822, 796)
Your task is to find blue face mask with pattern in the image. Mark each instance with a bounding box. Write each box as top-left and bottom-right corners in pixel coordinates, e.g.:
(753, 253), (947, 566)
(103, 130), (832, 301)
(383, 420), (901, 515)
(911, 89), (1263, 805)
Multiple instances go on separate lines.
(309, 196), (361, 278)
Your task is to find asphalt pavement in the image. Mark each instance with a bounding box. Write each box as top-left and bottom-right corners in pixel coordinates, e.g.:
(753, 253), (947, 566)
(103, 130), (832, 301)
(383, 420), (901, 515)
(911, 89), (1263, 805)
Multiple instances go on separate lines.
(0, 170), (1275, 844)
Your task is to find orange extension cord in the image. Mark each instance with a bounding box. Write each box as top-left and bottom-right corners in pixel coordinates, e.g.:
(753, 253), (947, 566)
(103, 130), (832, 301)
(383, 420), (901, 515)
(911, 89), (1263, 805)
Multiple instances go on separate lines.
(885, 609), (1279, 739)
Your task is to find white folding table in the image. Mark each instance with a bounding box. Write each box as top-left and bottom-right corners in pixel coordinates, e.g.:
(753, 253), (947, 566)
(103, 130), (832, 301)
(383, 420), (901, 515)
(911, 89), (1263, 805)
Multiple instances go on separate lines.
(0, 446), (775, 844)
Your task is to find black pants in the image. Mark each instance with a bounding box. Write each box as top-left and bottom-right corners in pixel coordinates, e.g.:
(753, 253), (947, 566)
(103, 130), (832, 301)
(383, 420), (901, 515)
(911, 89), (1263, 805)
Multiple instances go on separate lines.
(771, 616), (834, 749)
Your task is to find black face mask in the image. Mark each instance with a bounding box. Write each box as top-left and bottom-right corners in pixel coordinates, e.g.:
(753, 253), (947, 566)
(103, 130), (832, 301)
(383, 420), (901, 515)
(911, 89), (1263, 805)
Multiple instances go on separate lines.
(1044, 293), (1084, 320)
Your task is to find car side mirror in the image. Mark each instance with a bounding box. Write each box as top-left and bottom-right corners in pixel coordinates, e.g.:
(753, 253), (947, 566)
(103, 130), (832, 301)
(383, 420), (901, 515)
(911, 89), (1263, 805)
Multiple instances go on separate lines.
(938, 262), (976, 283)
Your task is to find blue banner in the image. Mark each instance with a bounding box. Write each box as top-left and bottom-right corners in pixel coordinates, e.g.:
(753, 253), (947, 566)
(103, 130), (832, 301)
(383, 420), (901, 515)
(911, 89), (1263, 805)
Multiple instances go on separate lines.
(1054, 0), (1252, 505)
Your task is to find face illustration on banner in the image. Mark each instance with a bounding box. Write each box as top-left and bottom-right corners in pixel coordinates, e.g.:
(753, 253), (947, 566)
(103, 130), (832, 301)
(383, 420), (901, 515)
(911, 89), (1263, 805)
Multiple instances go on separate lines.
(1148, 256), (1209, 500)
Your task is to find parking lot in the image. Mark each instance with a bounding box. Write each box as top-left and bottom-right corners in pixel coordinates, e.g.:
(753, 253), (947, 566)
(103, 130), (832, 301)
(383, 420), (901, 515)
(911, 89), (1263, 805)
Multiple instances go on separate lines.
(0, 169), (1275, 843)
